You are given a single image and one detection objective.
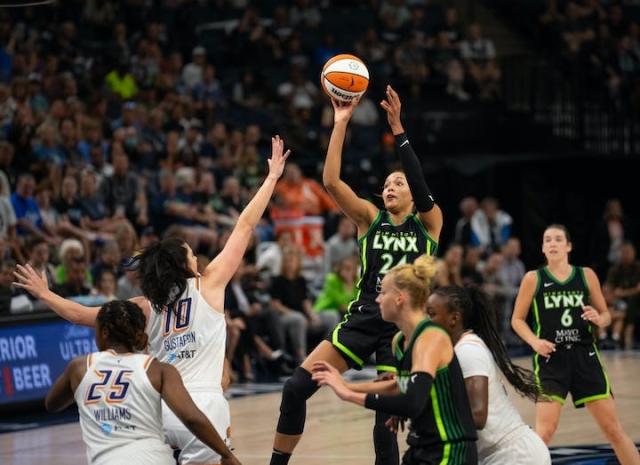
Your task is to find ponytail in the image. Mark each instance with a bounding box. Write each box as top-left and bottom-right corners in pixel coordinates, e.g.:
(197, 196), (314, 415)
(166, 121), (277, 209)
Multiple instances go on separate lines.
(433, 286), (539, 401)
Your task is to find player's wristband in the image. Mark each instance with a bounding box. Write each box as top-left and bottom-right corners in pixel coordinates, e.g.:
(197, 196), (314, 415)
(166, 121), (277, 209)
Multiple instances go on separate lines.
(364, 371), (432, 417)
(395, 133), (435, 212)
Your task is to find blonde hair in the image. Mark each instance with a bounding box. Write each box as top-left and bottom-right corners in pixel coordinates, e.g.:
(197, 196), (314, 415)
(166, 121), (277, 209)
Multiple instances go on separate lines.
(386, 255), (437, 308)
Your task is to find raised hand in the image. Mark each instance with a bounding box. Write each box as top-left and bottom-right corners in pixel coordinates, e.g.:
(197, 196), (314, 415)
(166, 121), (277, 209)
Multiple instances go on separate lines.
(332, 97), (360, 126)
(379, 85), (404, 135)
(267, 135), (291, 181)
(13, 264), (51, 300)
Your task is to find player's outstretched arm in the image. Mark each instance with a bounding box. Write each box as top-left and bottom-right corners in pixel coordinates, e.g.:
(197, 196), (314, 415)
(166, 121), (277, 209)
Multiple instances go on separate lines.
(156, 361), (242, 465)
(361, 328), (450, 418)
(203, 135), (290, 290)
(14, 264), (100, 327)
(323, 97), (377, 234)
(312, 361), (399, 395)
(380, 85), (443, 240)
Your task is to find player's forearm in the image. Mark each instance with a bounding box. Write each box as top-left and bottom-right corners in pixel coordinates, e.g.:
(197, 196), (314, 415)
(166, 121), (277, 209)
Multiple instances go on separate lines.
(236, 176), (277, 229)
(395, 133), (435, 213)
(511, 317), (538, 347)
(597, 310), (612, 328)
(347, 379), (399, 395)
(323, 122), (347, 188)
(40, 289), (98, 327)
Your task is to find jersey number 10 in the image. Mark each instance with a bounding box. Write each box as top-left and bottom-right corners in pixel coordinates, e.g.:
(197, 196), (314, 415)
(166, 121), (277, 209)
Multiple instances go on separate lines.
(163, 298), (193, 336)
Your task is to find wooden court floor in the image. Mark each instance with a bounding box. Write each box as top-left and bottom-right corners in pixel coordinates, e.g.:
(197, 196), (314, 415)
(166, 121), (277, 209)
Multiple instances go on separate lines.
(2, 352), (639, 465)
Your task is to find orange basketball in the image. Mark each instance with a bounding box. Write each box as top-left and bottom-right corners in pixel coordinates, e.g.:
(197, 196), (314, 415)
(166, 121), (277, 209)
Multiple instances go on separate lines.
(321, 54), (370, 102)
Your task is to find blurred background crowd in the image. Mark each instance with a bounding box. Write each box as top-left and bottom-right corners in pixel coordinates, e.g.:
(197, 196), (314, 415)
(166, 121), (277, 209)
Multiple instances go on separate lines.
(0, 0), (638, 382)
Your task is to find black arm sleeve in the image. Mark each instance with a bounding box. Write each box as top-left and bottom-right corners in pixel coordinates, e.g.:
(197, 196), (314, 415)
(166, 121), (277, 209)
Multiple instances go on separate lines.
(364, 372), (433, 418)
(395, 133), (435, 212)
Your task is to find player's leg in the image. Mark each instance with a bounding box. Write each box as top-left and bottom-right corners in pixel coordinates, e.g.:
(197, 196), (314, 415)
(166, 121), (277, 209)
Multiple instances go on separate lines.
(586, 398), (640, 465)
(535, 401), (563, 444)
(571, 345), (640, 464)
(374, 325), (400, 465)
(533, 350), (569, 444)
(270, 340), (349, 465)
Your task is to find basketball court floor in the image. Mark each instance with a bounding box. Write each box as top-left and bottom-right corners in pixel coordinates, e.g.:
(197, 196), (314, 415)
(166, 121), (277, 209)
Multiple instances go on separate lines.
(2, 352), (639, 465)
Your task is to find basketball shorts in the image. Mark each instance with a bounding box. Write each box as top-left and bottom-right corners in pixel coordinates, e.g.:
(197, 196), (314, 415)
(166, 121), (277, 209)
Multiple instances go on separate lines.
(162, 390), (231, 464)
(93, 438), (175, 465)
(326, 302), (397, 373)
(533, 343), (611, 408)
(480, 425), (550, 465)
(402, 441), (477, 465)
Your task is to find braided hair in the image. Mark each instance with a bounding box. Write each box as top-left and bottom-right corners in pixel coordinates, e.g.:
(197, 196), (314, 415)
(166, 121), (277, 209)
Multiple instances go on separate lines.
(125, 237), (193, 313)
(96, 300), (148, 352)
(433, 285), (538, 401)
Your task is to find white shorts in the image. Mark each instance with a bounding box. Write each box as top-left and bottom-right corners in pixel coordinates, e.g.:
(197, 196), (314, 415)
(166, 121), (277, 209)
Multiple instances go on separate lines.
(480, 425), (550, 465)
(162, 391), (231, 465)
(93, 438), (175, 465)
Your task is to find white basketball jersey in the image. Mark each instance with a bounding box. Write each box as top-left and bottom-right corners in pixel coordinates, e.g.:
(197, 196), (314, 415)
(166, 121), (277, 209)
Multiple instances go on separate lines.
(146, 277), (226, 392)
(455, 333), (526, 458)
(75, 351), (170, 465)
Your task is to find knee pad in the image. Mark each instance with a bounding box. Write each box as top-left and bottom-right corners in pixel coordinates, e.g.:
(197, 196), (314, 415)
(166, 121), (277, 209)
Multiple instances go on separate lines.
(373, 411), (399, 465)
(277, 367), (319, 435)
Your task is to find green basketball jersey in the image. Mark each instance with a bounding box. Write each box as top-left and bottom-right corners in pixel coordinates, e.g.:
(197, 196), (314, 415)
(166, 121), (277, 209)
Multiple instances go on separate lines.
(530, 266), (594, 346)
(351, 210), (438, 310)
(394, 319), (477, 449)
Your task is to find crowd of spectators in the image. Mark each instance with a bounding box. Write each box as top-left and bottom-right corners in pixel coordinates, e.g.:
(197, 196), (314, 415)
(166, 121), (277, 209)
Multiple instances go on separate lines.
(1, 0), (636, 383)
(0, 0), (507, 380)
(539, 0), (640, 111)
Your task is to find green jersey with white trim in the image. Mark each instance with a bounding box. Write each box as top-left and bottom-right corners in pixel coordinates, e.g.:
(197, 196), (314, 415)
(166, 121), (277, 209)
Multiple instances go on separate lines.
(530, 266), (594, 346)
(351, 210), (437, 310)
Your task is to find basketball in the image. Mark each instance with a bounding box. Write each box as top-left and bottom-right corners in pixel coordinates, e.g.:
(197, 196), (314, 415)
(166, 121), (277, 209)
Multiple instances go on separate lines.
(321, 54), (369, 102)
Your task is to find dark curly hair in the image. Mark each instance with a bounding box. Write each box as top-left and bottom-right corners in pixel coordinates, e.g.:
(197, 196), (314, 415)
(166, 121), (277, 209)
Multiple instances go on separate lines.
(433, 285), (538, 401)
(125, 237), (193, 313)
(96, 300), (148, 352)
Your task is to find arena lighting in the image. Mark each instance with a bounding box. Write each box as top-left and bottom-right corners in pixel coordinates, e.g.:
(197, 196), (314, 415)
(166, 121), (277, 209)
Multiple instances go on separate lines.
(0, 0), (55, 7)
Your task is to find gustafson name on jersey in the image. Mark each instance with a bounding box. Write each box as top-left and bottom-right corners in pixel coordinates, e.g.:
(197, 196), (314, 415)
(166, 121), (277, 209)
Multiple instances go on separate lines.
(163, 331), (197, 360)
(372, 231), (420, 253)
(543, 290), (587, 344)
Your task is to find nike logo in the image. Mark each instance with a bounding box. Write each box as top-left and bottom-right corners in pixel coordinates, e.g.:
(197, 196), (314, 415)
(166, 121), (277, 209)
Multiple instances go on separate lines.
(544, 282), (553, 287)
(358, 305), (364, 312)
(410, 374), (417, 383)
(589, 352), (596, 357)
(400, 140), (409, 147)
(381, 223), (391, 226)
